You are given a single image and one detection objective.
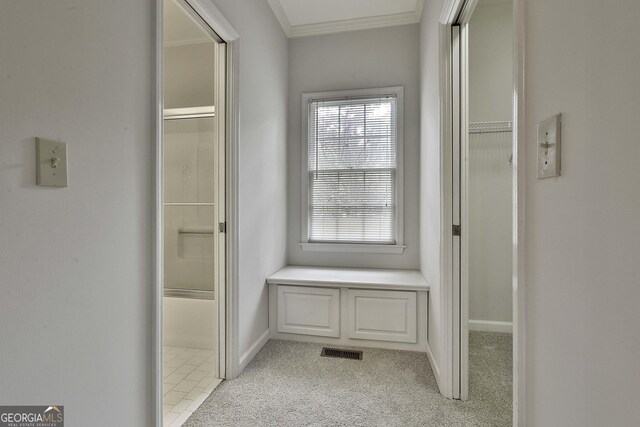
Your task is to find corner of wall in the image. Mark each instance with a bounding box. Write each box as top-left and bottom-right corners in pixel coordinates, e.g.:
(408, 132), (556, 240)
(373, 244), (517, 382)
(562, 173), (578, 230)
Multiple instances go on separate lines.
(238, 329), (270, 375)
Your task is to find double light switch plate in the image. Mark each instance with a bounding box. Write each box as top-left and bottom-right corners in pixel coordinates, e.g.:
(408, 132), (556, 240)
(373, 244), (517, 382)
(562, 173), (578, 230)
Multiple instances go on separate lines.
(36, 137), (68, 187)
(537, 113), (561, 178)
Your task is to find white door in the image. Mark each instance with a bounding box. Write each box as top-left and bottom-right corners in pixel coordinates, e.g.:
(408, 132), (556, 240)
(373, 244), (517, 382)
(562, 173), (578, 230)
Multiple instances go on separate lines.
(451, 22), (470, 401)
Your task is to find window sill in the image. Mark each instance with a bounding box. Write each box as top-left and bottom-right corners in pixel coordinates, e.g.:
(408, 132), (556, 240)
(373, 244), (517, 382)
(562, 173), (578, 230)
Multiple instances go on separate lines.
(299, 242), (406, 254)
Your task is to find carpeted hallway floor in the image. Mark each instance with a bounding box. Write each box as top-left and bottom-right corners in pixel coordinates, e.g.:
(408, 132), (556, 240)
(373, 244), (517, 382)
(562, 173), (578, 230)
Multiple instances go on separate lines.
(184, 332), (512, 426)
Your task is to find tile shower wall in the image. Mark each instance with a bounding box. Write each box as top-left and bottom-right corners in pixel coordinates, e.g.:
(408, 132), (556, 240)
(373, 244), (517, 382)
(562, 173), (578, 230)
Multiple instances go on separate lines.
(164, 118), (216, 292)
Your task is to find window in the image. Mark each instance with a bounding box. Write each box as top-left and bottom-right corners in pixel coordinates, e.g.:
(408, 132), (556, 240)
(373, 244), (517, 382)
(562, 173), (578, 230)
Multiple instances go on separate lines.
(301, 87), (404, 254)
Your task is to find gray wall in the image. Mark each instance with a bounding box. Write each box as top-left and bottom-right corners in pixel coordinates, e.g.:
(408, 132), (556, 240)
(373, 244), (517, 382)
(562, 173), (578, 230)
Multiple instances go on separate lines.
(0, 0), (154, 424)
(211, 0), (288, 361)
(0, 0), (288, 423)
(287, 24), (420, 269)
(524, 0), (640, 424)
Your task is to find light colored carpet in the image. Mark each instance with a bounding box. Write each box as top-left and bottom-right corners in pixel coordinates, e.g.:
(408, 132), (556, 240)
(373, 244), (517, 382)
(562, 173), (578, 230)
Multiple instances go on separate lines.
(184, 332), (512, 426)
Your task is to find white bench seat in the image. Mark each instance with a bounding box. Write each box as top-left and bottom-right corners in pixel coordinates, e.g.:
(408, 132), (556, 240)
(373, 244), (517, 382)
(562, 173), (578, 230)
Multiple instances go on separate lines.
(266, 266), (429, 351)
(266, 266), (429, 292)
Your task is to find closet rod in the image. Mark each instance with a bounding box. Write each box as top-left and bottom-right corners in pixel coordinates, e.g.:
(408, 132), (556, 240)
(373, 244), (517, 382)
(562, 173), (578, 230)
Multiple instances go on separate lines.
(163, 106), (215, 120)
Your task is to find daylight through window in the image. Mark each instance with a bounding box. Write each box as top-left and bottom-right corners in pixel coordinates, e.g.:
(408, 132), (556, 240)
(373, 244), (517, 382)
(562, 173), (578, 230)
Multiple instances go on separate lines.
(307, 94), (398, 244)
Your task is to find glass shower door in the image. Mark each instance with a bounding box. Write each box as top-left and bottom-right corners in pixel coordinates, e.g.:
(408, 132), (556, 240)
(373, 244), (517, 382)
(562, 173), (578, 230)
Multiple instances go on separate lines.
(164, 113), (216, 299)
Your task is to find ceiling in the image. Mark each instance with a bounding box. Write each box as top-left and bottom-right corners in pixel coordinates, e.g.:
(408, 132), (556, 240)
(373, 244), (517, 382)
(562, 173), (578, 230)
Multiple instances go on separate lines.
(267, 0), (425, 38)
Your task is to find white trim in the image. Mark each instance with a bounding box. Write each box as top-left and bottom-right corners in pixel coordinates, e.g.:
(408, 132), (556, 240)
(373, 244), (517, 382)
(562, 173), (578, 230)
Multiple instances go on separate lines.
(300, 86), (405, 253)
(185, 0), (239, 40)
(440, 0), (466, 24)
(460, 19), (471, 403)
(513, 0), (526, 424)
(451, 24), (462, 400)
(224, 37), (241, 380)
(437, 17), (454, 400)
(288, 11), (421, 38)
(265, 0), (292, 38)
(152, 1), (163, 426)
(267, 0), (425, 38)
(426, 342), (442, 391)
(468, 320), (513, 333)
(300, 243), (405, 254)
(213, 39), (227, 380)
(238, 329), (270, 373)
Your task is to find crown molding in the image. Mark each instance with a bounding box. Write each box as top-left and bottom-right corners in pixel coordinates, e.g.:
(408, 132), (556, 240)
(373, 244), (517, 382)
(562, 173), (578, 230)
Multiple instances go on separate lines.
(267, 0), (425, 39)
(266, 0), (293, 37)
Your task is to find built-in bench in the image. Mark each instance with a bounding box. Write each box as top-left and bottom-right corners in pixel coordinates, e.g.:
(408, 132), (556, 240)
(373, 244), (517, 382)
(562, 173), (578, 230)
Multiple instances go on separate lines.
(266, 266), (429, 351)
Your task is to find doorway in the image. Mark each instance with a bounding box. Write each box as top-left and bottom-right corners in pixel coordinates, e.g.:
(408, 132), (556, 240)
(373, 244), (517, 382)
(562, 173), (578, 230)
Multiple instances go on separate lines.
(461, 0), (514, 412)
(440, 0), (522, 422)
(160, 0), (227, 424)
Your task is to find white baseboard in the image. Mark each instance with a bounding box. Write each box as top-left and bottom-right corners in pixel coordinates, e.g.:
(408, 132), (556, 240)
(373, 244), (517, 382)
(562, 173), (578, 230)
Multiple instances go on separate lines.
(469, 319), (513, 333)
(425, 342), (442, 393)
(238, 329), (270, 374)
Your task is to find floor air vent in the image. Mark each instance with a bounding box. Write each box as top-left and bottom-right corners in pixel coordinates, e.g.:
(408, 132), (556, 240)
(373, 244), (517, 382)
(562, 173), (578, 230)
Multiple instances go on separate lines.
(320, 347), (363, 360)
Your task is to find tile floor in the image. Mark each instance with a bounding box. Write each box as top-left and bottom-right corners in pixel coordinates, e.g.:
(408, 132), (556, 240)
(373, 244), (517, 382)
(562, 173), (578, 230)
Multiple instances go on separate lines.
(163, 346), (222, 427)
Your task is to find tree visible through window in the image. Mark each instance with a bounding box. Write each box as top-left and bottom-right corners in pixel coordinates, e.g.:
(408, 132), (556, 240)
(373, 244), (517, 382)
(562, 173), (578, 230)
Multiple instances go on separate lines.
(307, 93), (398, 244)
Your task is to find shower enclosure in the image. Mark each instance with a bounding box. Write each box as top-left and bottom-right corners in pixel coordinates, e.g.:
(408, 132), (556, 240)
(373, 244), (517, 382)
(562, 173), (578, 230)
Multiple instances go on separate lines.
(164, 109), (217, 300)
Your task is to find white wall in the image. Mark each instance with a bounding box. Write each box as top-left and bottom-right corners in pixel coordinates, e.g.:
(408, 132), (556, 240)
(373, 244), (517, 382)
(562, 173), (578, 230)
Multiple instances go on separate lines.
(524, 0), (640, 424)
(0, 0), (153, 425)
(164, 43), (215, 109)
(164, 297), (215, 349)
(210, 0), (288, 365)
(287, 25), (421, 269)
(419, 0), (445, 385)
(468, 1), (513, 325)
(469, 2), (514, 123)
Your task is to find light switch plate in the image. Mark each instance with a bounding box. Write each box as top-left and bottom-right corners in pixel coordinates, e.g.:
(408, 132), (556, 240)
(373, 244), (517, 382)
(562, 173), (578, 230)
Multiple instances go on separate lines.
(537, 114), (561, 178)
(36, 137), (68, 187)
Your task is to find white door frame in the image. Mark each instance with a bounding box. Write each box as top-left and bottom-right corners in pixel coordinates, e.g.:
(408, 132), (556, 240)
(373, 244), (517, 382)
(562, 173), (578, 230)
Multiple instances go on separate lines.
(153, 1), (240, 425)
(438, 0), (526, 424)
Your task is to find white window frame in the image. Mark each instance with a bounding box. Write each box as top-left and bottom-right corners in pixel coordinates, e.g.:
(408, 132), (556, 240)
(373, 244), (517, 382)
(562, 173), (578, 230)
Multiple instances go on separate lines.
(300, 86), (405, 254)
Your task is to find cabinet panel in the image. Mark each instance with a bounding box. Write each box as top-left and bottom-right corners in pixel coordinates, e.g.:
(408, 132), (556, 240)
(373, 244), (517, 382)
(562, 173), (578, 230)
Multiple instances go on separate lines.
(347, 289), (417, 343)
(277, 286), (340, 337)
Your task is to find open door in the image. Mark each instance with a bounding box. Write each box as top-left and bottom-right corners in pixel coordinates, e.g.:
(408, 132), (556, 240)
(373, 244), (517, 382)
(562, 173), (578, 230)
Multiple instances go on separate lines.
(450, 22), (469, 401)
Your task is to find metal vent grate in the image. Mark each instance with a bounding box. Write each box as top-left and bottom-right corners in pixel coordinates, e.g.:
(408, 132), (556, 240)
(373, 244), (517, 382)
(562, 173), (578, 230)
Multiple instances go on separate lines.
(320, 347), (363, 360)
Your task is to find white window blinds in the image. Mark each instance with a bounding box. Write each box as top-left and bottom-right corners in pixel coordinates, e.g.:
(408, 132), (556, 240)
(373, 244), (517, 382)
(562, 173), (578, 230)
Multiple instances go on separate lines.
(307, 95), (397, 244)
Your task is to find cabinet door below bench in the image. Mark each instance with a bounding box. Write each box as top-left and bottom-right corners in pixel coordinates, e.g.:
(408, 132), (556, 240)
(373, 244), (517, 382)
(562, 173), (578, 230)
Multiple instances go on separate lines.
(347, 289), (417, 343)
(276, 285), (340, 337)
